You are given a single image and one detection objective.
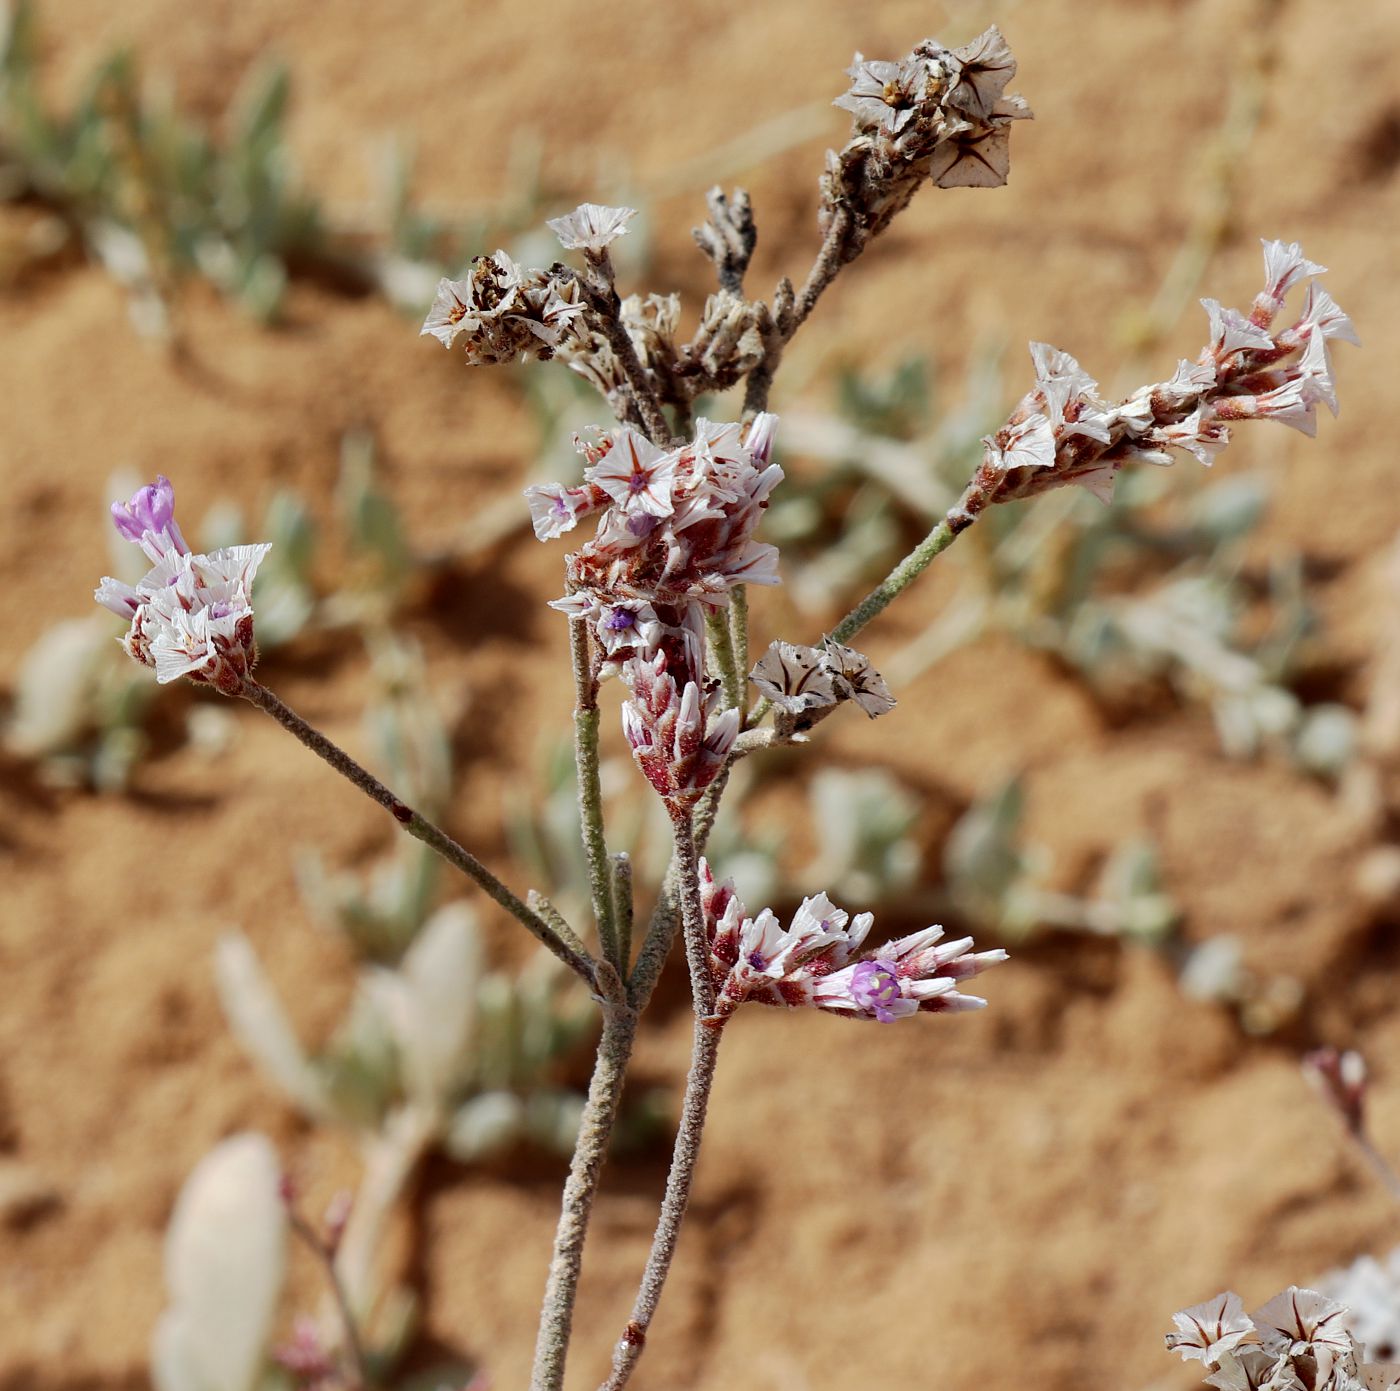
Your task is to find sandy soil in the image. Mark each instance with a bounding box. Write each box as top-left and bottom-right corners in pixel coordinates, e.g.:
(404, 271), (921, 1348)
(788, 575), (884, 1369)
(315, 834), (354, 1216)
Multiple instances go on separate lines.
(5, 0), (1400, 1388)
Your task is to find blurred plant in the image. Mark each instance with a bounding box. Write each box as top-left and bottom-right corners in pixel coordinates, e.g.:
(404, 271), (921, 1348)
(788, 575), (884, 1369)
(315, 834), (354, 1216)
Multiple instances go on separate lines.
(152, 1133), (288, 1391)
(0, 1), (561, 333)
(943, 776), (1179, 944)
(91, 21), (1357, 1391)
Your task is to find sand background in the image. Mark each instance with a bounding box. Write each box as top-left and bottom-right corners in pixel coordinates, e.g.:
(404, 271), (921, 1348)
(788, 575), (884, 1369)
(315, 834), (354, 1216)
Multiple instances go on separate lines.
(5, 1), (1400, 1387)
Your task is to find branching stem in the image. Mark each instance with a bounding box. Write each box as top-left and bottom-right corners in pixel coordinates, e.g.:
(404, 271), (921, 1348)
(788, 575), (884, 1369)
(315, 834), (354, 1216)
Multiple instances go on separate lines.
(237, 679), (595, 985)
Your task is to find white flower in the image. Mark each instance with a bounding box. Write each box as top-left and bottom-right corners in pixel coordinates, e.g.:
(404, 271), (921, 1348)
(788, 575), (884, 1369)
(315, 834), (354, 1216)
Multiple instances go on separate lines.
(420, 276), (476, 347)
(946, 25), (1018, 119)
(1300, 282), (1360, 347)
(749, 641), (838, 714)
(1203, 297), (1276, 357)
(820, 638), (896, 718)
(1167, 1292), (1259, 1366)
(834, 53), (929, 132)
(1152, 407), (1232, 466)
(1252, 1288), (1353, 1375)
(546, 202), (638, 252)
(1260, 239), (1327, 305)
(990, 412), (1057, 471)
(929, 123), (1013, 188)
(586, 429), (679, 517)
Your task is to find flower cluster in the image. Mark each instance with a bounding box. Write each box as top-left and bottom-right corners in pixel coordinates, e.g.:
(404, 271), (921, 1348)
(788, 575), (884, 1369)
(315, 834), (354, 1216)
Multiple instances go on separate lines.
(620, 653), (739, 808)
(823, 26), (1032, 246)
(960, 239), (1357, 518)
(1165, 1286), (1397, 1391)
(750, 637), (896, 723)
(95, 476), (269, 692)
(527, 414), (789, 797)
(699, 860), (1006, 1025)
(421, 249), (585, 364)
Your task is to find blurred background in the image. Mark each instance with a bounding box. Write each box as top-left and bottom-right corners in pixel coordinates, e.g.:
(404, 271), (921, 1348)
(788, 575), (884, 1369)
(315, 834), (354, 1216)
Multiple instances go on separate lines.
(3, 0), (1400, 1387)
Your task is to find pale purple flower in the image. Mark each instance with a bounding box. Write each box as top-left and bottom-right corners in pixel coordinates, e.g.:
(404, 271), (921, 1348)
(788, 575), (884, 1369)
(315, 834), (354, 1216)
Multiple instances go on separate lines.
(110, 474), (190, 565)
(97, 475), (269, 692)
(546, 202), (638, 252)
(524, 483), (604, 541)
(704, 877), (1004, 1025)
(1167, 1293), (1259, 1366)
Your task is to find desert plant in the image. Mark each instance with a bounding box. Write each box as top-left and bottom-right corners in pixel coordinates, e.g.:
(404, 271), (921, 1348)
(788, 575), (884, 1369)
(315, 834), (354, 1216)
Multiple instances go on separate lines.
(93, 23), (1356, 1390)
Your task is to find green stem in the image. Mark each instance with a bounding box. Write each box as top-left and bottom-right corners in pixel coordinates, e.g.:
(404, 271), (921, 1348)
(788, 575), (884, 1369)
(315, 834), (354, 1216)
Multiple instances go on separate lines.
(704, 607), (742, 712)
(571, 618), (620, 970)
(611, 852), (634, 975)
(729, 585), (750, 700)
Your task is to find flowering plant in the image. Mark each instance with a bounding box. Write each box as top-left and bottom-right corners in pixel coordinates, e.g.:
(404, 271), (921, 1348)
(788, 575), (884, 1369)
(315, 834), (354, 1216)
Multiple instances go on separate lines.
(94, 23), (1354, 1390)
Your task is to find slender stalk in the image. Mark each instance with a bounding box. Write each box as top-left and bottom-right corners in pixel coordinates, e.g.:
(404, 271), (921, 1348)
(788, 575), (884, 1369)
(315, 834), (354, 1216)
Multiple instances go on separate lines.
(704, 607), (743, 713)
(571, 618), (620, 969)
(611, 852), (634, 975)
(600, 810), (722, 1391)
(830, 458), (996, 646)
(289, 1208), (372, 1390)
(530, 999), (639, 1391)
(729, 585), (750, 700)
(572, 272), (673, 445)
(626, 768), (729, 1012)
(743, 210), (854, 419)
(237, 678), (595, 985)
(1353, 1131), (1400, 1206)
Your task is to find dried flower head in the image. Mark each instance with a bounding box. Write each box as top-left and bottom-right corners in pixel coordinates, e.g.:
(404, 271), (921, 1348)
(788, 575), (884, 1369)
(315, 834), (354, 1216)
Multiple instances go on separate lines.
(96, 477), (270, 692)
(422, 251), (585, 364)
(822, 26), (1032, 246)
(749, 637), (895, 724)
(937, 238), (1356, 531)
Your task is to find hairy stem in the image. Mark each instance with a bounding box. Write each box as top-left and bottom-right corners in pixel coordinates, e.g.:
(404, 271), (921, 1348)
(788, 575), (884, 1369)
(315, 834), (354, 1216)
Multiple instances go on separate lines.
(743, 209), (854, 420)
(729, 585), (750, 702)
(612, 851), (634, 975)
(575, 274), (673, 445)
(530, 996), (639, 1391)
(601, 810), (721, 1391)
(704, 607), (743, 713)
(237, 679), (595, 985)
(571, 618), (620, 970)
